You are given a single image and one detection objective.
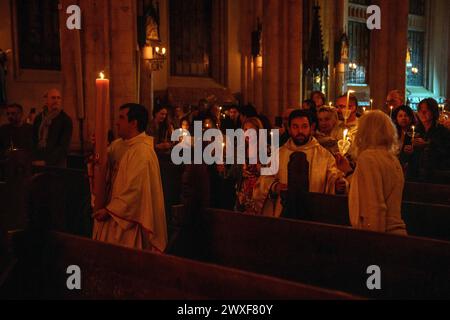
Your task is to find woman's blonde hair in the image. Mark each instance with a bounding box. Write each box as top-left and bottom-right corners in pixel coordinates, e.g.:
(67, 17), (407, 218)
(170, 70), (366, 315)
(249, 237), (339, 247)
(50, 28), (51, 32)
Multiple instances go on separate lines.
(242, 117), (264, 131)
(354, 110), (399, 157)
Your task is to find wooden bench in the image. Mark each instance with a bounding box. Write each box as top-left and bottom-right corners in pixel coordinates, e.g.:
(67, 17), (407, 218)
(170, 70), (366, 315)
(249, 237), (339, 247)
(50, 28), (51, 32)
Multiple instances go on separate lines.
(169, 208), (450, 299)
(404, 182), (450, 206)
(304, 193), (450, 242)
(0, 231), (357, 300)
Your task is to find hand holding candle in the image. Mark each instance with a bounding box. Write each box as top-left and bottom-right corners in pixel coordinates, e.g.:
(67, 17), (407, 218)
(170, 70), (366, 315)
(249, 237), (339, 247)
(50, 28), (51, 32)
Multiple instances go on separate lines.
(344, 90), (355, 125)
(338, 128), (351, 155)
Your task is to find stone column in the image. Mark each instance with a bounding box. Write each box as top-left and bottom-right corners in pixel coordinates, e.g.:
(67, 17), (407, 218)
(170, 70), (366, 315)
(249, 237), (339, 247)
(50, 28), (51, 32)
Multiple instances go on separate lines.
(369, 0), (409, 111)
(59, 0), (138, 149)
(287, 0), (302, 108)
(262, 0), (281, 118)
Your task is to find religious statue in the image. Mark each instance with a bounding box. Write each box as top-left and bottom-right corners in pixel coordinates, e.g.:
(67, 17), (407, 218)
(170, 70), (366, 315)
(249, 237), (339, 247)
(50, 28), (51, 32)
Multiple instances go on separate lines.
(0, 49), (11, 106)
(144, 0), (161, 44)
(339, 34), (349, 64)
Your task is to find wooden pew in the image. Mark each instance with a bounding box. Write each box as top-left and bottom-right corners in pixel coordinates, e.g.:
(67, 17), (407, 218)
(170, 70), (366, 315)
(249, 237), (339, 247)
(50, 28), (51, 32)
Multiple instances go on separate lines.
(0, 231), (357, 300)
(29, 166), (92, 237)
(404, 182), (450, 206)
(169, 208), (450, 299)
(304, 193), (450, 242)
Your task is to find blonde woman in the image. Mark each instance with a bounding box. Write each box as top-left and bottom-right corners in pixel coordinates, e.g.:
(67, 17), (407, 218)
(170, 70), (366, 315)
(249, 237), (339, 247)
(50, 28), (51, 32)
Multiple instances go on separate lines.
(346, 111), (407, 235)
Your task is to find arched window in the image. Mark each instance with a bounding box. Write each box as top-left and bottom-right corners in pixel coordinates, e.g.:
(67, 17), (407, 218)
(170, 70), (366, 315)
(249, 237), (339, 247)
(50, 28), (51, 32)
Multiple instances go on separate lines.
(347, 0), (371, 86)
(15, 0), (61, 70)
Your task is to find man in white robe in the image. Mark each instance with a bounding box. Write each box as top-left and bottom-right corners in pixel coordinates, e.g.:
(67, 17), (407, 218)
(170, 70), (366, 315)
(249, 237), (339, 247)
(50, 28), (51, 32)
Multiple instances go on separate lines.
(257, 110), (346, 217)
(93, 103), (168, 252)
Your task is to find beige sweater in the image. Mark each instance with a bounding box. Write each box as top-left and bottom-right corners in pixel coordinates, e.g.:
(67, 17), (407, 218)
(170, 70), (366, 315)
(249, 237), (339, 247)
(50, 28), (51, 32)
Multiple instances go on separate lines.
(349, 148), (407, 235)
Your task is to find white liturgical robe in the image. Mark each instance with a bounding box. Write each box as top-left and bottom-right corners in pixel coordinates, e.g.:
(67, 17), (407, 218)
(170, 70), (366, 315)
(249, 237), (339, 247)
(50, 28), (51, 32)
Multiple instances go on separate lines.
(93, 133), (168, 252)
(256, 137), (343, 217)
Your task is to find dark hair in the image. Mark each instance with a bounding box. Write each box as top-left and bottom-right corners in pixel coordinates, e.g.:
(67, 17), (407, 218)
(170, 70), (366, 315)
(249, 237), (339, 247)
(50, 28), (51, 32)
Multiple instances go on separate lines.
(120, 103), (149, 133)
(228, 105), (240, 112)
(289, 109), (314, 127)
(302, 99), (316, 112)
(392, 105), (416, 135)
(152, 104), (169, 118)
(310, 91), (326, 107)
(418, 98), (440, 126)
(338, 94), (359, 108)
(240, 104), (258, 118)
(8, 103), (24, 113)
(392, 105), (415, 123)
(302, 100), (318, 126)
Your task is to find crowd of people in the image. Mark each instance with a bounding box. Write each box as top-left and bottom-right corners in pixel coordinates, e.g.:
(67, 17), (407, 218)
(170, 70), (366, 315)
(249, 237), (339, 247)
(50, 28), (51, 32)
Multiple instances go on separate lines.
(144, 91), (449, 239)
(0, 88), (73, 168)
(1, 88), (450, 251)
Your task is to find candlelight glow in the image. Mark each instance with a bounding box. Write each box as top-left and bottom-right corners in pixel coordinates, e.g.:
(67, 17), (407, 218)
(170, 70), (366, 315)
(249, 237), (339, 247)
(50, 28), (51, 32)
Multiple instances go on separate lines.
(99, 71), (105, 80)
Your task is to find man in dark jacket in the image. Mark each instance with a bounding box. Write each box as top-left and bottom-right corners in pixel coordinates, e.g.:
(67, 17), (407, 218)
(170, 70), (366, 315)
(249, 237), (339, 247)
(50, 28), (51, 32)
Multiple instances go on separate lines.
(33, 89), (73, 167)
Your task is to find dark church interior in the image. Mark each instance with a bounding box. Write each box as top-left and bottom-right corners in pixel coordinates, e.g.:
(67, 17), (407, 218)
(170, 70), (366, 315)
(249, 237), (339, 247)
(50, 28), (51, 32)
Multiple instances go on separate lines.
(1, 0), (450, 303)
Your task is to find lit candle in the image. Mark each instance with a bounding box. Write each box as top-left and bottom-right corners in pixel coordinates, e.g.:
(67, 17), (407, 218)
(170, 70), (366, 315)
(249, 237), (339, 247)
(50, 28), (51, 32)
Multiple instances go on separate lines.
(412, 125), (416, 140)
(345, 90), (355, 125)
(370, 99), (373, 110)
(390, 105), (394, 118)
(94, 71), (110, 212)
(363, 107), (366, 113)
(343, 128), (349, 141)
(329, 102), (332, 107)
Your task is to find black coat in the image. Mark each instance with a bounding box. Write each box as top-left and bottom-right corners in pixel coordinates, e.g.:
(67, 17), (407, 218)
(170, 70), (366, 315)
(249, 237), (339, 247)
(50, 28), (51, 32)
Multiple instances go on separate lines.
(33, 110), (73, 167)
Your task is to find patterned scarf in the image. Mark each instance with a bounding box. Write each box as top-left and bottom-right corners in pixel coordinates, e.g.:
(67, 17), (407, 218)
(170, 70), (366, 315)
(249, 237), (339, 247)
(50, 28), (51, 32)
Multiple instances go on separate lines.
(38, 108), (61, 149)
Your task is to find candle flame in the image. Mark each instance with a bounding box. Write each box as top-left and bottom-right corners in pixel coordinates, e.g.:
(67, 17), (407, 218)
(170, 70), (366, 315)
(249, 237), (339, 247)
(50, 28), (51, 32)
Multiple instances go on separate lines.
(343, 129), (349, 141)
(99, 71), (105, 80)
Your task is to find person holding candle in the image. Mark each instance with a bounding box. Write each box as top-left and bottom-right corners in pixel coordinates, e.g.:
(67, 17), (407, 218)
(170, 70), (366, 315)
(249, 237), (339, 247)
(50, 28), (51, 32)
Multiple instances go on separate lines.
(331, 93), (359, 145)
(386, 90), (405, 111)
(315, 106), (339, 154)
(148, 104), (174, 154)
(411, 98), (450, 182)
(257, 110), (347, 218)
(32, 88), (73, 168)
(348, 111), (407, 235)
(391, 105), (417, 176)
(310, 91), (326, 109)
(93, 103), (167, 252)
(0, 103), (33, 158)
(234, 117), (266, 214)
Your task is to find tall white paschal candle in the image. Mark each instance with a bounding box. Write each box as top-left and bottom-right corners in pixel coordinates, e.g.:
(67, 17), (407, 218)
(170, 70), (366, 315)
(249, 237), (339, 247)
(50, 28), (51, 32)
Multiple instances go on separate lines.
(94, 71), (111, 212)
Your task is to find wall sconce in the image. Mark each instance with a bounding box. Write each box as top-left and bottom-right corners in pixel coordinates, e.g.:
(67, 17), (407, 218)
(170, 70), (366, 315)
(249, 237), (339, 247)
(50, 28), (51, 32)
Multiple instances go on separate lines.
(252, 18), (263, 69)
(143, 44), (167, 71)
(349, 62), (358, 70)
(411, 67), (419, 75)
(255, 55), (263, 69)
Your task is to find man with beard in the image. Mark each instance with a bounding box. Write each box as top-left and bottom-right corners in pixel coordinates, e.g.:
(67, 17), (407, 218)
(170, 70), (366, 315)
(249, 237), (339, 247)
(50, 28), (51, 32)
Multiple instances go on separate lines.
(259, 110), (347, 217)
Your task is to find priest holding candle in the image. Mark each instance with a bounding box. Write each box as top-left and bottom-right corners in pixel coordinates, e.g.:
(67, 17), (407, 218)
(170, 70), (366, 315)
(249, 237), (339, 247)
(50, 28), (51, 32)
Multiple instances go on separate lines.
(93, 103), (168, 252)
